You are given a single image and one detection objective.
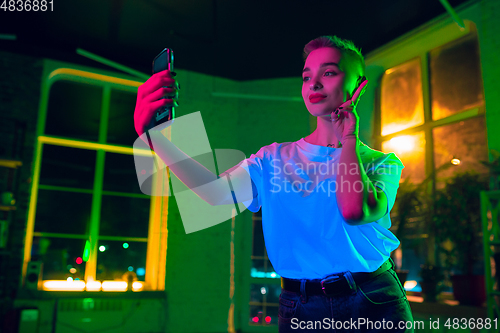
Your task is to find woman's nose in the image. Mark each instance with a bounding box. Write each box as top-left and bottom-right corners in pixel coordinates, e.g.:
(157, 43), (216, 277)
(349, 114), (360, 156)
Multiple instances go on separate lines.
(310, 81), (322, 90)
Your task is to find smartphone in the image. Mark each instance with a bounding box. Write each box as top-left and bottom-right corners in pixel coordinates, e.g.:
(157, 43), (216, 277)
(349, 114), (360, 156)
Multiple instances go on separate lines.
(151, 48), (175, 130)
(351, 76), (368, 107)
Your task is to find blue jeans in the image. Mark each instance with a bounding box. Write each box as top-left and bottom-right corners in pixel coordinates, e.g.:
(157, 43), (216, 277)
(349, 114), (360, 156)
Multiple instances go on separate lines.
(278, 266), (414, 332)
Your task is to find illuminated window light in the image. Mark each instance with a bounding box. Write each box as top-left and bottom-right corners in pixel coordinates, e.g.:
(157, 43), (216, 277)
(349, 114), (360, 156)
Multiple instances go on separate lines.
(451, 158), (461, 165)
(86, 280), (102, 291)
(404, 280), (418, 290)
(132, 282), (144, 291)
(43, 280), (86, 291)
(101, 281), (128, 291)
(387, 136), (415, 154)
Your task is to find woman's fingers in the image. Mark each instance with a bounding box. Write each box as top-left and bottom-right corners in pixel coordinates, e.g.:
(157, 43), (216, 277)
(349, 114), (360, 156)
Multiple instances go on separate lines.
(144, 86), (178, 104)
(138, 70), (177, 99)
(351, 80), (368, 105)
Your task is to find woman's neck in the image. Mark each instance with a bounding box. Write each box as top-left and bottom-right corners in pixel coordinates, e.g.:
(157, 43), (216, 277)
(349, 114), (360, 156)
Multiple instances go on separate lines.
(305, 130), (363, 148)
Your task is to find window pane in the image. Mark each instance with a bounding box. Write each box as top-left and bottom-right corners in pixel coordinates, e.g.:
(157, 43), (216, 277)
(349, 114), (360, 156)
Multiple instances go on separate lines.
(96, 240), (147, 281)
(103, 152), (144, 194)
(45, 80), (102, 141)
(432, 117), (489, 188)
(430, 33), (484, 120)
(265, 306), (278, 326)
(250, 283), (280, 304)
(39, 144), (96, 189)
(99, 196), (150, 238)
(381, 132), (426, 185)
(251, 259), (278, 278)
(31, 236), (87, 280)
(35, 190), (91, 234)
(249, 303), (278, 326)
(107, 89), (139, 146)
(252, 220), (265, 257)
(250, 305), (264, 325)
(380, 58), (424, 135)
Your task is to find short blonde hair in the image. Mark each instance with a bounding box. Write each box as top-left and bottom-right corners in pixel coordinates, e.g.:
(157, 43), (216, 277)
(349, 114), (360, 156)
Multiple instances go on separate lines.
(303, 35), (365, 84)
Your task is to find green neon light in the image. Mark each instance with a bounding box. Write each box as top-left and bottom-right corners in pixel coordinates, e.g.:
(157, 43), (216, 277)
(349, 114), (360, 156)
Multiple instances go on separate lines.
(83, 240), (90, 262)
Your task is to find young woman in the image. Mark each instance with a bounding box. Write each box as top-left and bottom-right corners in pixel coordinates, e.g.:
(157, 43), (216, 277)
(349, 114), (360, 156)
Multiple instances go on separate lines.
(134, 35), (414, 332)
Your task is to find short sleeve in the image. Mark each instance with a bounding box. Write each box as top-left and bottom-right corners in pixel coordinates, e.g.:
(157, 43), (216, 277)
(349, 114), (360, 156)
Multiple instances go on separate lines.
(239, 147), (266, 213)
(365, 152), (405, 218)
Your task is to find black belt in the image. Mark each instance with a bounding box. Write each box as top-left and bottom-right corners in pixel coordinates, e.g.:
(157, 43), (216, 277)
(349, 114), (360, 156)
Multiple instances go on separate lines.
(281, 258), (394, 297)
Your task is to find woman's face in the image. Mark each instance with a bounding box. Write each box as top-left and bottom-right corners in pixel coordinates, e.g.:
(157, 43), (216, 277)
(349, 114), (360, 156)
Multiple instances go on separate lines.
(302, 47), (351, 119)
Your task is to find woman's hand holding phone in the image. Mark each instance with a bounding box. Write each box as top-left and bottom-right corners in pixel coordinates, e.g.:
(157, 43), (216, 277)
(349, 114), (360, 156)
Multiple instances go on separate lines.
(134, 69), (179, 143)
(330, 78), (368, 145)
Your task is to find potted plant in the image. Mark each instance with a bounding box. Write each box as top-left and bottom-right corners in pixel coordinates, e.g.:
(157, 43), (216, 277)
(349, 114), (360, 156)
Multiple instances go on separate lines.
(392, 162), (456, 301)
(392, 177), (420, 286)
(433, 171), (489, 306)
(418, 263), (445, 302)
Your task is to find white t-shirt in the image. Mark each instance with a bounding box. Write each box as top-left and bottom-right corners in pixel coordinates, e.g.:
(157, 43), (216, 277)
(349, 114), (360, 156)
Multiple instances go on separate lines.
(241, 137), (405, 279)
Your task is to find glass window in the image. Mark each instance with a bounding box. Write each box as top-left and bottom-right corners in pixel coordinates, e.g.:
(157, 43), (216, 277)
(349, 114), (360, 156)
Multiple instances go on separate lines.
(379, 31), (486, 299)
(29, 67), (164, 292)
(45, 80), (102, 141)
(39, 145), (96, 189)
(249, 283), (280, 326)
(430, 33), (484, 120)
(107, 89), (140, 146)
(249, 210), (280, 326)
(99, 196), (150, 238)
(31, 236), (87, 280)
(432, 117), (489, 188)
(381, 132), (426, 184)
(96, 240), (147, 282)
(34, 190), (91, 235)
(103, 152), (144, 194)
(380, 58), (424, 136)
(251, 217), (278, 279)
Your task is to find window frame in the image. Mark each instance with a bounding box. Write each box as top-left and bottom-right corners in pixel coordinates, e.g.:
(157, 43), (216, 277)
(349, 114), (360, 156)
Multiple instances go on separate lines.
(22, 59), (169, 292)
(243, 209), (281, 332)
(374, 22), (486, 285)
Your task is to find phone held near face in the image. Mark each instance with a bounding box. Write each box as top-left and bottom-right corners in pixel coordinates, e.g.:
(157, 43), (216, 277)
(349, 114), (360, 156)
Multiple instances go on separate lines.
(149, 48), (176, 131)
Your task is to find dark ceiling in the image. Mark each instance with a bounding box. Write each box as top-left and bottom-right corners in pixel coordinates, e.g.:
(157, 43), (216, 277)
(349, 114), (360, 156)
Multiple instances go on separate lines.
(0, 0), (473, 81)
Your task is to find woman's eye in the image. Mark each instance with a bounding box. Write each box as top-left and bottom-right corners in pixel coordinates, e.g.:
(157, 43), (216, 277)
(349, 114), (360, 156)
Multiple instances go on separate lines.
(325, 72), (336, 76)
(302, 77), (309, 82)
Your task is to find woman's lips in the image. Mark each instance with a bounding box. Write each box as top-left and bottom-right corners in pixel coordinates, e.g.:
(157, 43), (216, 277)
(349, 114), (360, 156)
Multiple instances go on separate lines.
(309, 96), (326, 103)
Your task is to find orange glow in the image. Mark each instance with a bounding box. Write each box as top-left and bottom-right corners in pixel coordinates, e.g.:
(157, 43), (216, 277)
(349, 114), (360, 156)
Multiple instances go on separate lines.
(384, 135), (415, 155)
(132, 282), (144, 291)
(380, 58), (424, 136)
(451, 158), (461, 165)
(86, 280), (102, 291)
(41, 280), (144, 292)
(101, 281), (127, 291)
(404, 280), (418, 290)
(43, 280), (86, 291)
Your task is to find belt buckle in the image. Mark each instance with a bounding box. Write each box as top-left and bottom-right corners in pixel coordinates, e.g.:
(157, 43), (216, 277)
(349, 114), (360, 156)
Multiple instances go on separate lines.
(320, 273), (344, 296)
